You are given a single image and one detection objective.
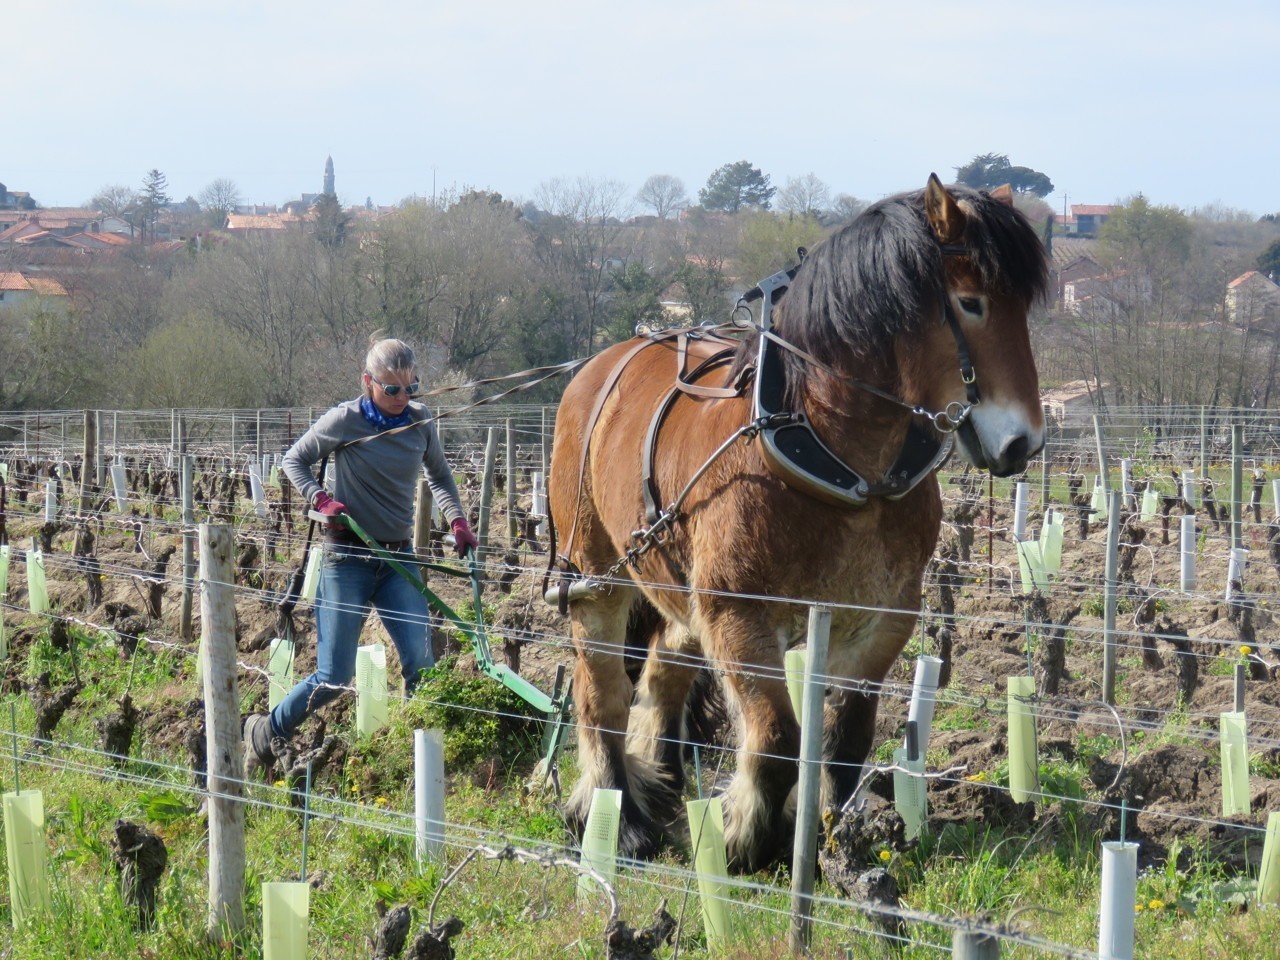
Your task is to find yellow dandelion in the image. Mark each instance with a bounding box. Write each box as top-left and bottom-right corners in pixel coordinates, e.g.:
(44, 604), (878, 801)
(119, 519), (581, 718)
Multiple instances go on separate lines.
(1147, 899), (1165, 911)
(273, 780), (286, 788)
(1134, 903), (1145, 913)
(1240, 646), (1253, 656)
(374, 796), (389, 806)
(964, 772), (989, 783)
(879, 849), (892, 862)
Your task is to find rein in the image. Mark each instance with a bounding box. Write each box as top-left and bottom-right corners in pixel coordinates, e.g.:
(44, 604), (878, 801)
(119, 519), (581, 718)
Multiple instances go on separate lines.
(552, 239), (989, 589)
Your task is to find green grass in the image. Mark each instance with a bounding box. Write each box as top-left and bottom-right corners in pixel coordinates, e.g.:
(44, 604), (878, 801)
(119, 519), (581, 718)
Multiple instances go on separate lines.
(2, 601), (1279, 958)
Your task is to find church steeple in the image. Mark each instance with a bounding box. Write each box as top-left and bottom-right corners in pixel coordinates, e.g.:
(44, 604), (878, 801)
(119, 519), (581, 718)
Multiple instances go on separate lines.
(323, 156), (335, 197)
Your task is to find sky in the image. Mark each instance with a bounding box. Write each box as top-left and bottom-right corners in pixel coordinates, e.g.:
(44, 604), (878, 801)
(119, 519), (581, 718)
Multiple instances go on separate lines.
(8, 0), (1280, 218)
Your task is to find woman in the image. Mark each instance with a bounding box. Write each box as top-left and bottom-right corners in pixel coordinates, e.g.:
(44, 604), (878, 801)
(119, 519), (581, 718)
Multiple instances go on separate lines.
(244, 337), (478, 774)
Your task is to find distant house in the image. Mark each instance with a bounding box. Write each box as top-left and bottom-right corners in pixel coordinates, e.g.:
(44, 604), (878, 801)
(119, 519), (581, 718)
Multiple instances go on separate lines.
(1042, 379), (1105, 431)
(1049, 237), (1104, 304)
(0, 271), (69, 309)
(1067, 204), (1117, 238)
(0, 209), (100, 243)
(1226, 270), (1280, 326)
(225, 211), (309, 235)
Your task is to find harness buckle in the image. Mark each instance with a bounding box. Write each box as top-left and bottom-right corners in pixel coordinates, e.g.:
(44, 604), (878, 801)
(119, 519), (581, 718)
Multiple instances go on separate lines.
(961, 366), (977, 385)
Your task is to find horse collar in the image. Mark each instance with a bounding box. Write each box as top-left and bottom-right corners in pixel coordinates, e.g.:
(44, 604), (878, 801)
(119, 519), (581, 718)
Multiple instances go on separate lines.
(751, 325), (953, 508)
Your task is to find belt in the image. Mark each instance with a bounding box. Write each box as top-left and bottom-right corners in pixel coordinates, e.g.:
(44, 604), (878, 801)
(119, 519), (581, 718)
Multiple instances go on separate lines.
(324, 531), (413, 552)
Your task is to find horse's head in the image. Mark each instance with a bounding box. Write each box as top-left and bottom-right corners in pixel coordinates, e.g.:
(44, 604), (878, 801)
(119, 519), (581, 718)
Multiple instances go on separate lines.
(916, 175), (1048, 477)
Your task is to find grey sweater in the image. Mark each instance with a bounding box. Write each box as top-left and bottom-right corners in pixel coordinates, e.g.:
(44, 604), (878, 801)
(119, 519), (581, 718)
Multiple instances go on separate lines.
(282, 400), (465, 543)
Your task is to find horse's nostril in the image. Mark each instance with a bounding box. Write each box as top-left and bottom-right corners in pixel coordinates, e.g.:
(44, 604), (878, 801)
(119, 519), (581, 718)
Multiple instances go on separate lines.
(1003, 434), (1029, 466)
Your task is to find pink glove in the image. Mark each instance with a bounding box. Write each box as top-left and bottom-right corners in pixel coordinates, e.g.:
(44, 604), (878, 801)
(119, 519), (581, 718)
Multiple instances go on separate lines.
(451, 517), (479, 557)
(314, 491), (346, 526)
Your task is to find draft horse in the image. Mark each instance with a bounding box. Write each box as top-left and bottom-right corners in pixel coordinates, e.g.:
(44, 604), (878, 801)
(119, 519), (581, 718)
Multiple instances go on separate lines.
(548, 175), (1049, 871)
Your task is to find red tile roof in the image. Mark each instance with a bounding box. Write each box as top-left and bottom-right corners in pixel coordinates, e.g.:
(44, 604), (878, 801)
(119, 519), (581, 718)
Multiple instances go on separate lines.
(1070, 205), (1117, 217)
(0, 271), (68, 295)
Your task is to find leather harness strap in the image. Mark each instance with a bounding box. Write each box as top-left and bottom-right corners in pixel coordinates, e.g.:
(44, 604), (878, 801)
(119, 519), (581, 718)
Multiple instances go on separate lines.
(641, 339), (745, 524)
(674, 331), (746, 399)
(555, 328), (751, 598)
(558, 336), (657, 567)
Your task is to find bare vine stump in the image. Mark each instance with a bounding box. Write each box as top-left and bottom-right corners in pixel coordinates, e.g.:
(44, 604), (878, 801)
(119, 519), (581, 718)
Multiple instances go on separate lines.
(1070, 498), (1090, 540)
(606, 903), (677, 959)
(274, 721), (346, 807)
(495, 549), (521, 593)
(1034, 603), (1080, 696)
(38, 520), (61, 553)
(1270, 522), (1280, 579)
(819, 795), (910, 902)
(145, 545), (177, 619)
(78, 547), (104, 609)
(1252, 472), (1265, 525)
(236, 541), (260, 585)
(1173, 647), (1198, 706)
(405, 918), (464, 960)
(373, 903), (413, 959)
(48, 617), (73, 651)
(112, 819), (168, 930)
(114, 615), (149, 659)
(1160, 496), (1179, 545)
(98, 694), (138, 765)
(26, 671), (81, 742)
(1201, 481), (1222, 530)
(183, 705), (208, 791)
(1140, 633), (1163, 669)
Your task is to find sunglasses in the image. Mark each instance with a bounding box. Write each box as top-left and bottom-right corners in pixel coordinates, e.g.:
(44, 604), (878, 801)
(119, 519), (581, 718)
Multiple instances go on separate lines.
(367, 373), (420, 398)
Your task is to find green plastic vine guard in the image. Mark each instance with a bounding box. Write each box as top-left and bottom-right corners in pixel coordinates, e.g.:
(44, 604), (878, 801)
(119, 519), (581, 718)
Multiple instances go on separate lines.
(314, 511), (573, 771)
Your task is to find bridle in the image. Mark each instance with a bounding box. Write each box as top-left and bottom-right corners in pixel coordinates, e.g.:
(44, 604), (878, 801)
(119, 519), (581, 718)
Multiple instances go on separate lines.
(739, 238), (983, 434)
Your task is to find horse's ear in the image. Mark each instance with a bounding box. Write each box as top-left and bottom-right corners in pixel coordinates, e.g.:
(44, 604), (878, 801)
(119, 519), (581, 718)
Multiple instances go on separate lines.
(989, 184), (1014, 206)
(924, 173), (965, 244)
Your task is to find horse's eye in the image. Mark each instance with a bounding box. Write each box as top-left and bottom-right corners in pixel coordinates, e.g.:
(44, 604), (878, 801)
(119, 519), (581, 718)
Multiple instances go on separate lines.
(958, 296), (983, 317)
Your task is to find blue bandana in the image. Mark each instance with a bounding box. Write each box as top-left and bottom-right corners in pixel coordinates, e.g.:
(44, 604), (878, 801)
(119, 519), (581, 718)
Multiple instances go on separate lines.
(360, 396), (412, 431)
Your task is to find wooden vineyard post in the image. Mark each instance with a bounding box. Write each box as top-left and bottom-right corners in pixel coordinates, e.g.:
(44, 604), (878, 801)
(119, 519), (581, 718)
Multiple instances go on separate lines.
(506, 418), (518, 546)
(1093, 413), (1109, 504)
(181, 454), (195, 641)
(476, 427), (498, 560)
(73, 409), (97, 560)
(1199, 405), (1208, 487)
(1102, 491), (1121, 706)
(1231, 424), (1243, 552)
(953, 926), (1001, 959)
(788, 605), (831, 955)
(413, 478), (433, 565)
(200, 523), (246, 938)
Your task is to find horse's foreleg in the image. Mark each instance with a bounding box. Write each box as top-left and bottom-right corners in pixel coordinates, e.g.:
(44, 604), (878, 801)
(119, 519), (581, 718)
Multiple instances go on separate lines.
(824, 614), (915, 810)
(627, 622), (700, 802)
(823, 688), (880, 807)
(566, 591), (667, 858)
(702, 612), (799, 872)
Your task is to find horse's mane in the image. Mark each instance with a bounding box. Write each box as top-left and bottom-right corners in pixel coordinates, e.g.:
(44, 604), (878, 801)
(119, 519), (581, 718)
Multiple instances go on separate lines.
(735, 185), (1049, 399)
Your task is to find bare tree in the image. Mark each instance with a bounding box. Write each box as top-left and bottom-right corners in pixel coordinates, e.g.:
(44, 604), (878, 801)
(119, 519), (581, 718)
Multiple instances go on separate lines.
(529, 176), (633, 354)
(826, 193), (866, 227)
(198, 178), (242, 228)
(777, 173), (830, 219)
(635, 174), (688, 220)
(88, 184), (138, 219)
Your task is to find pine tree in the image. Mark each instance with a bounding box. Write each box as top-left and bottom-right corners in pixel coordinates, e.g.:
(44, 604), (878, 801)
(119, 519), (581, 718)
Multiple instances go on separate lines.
(137, 169), (170, 244)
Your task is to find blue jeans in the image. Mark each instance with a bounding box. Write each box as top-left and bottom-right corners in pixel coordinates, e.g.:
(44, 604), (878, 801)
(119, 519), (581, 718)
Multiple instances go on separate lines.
(270, 543), (433, 738)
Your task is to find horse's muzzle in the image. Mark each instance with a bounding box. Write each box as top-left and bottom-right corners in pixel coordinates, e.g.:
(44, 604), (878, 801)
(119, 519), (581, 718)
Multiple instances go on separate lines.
(957, 419), (1043, 477)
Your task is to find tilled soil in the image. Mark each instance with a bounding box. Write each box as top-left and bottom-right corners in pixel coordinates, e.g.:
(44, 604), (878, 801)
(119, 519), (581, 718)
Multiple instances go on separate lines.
(3, 470), (1278, 875)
